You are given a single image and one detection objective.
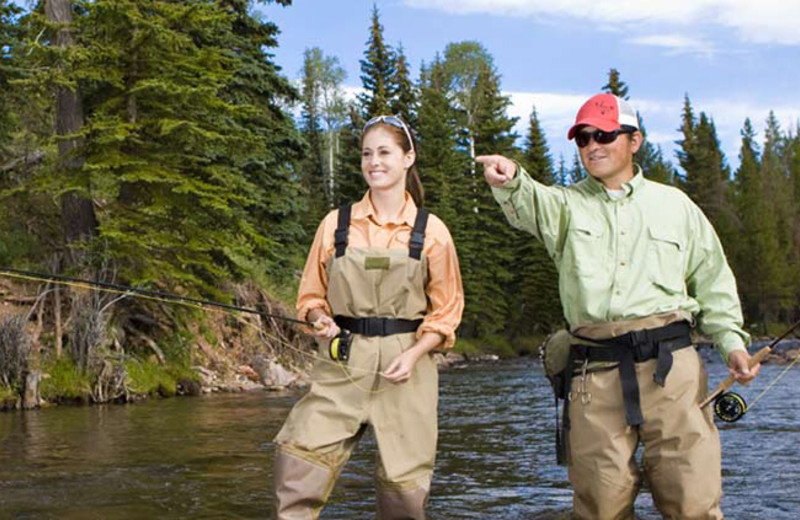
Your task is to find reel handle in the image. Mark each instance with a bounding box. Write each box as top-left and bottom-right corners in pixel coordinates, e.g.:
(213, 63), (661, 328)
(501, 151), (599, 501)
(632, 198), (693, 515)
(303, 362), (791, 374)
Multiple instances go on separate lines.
(699, 345), (771, 408)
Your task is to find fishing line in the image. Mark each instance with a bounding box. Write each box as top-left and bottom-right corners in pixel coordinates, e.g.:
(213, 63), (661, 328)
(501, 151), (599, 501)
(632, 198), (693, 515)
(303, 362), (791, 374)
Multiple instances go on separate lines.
(0, 267), (393, 390)
(740, 351), (800, 414)
(701, 318), (800, 422)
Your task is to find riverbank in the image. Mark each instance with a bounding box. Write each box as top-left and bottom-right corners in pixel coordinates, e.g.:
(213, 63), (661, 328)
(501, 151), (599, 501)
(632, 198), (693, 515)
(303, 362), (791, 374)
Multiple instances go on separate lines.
(3, 269), (796, 412)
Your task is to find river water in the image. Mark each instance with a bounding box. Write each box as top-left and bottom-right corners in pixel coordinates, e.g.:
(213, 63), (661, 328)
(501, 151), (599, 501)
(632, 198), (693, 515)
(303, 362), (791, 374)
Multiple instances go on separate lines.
(1, 357), (798, 519)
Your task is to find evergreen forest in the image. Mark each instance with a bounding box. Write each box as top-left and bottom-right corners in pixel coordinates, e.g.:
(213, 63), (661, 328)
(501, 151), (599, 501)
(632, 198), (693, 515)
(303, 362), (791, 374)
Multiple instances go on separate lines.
(1, 1), (799, 403)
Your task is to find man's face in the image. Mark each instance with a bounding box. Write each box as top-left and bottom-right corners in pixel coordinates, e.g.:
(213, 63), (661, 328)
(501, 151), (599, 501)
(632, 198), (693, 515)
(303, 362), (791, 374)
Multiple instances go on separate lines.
(576, 126), (642, 186)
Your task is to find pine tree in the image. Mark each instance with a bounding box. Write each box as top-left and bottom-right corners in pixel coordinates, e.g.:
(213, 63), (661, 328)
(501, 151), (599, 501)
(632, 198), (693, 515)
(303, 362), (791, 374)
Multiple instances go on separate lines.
(416, 58), (464, 226)
(334, 104), (367, 206)
(601, 68), (629, 99)
(601, 68), (675, 184)
(555, 154), (568, 186)
(760, 112), (797, 321)
(358, 4), (394, 118)
(521, 106), (554, 184)
(509, 106), (562, 337)
(45, 0), (98, 253)
(25, 0), (304, 294)
(390, 44), (416, 125)
(0, 1), (22, 159)
(216, 0), (307, 279)
(569, 152), (585, 184)
(456, 52), (519, 338)
(788, 126), (800, 318)
(732, 119), (786, 329)
(675, 94), (696, 187)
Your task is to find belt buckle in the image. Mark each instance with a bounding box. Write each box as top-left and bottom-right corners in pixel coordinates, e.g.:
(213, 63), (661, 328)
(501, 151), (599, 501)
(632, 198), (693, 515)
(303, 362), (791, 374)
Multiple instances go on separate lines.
(629, 330), (649, 361)
(366, 317), (386, 336)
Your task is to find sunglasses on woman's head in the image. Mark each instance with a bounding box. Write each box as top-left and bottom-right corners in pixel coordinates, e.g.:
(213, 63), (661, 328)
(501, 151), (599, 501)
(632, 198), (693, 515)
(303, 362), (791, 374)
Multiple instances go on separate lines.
(363, 115), (415, 155)
(575, 127), (635, 148)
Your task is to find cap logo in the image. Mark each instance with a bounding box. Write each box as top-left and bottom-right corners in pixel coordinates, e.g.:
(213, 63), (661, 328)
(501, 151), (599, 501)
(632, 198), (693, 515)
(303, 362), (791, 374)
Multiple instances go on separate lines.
(594, 100), (616, 116)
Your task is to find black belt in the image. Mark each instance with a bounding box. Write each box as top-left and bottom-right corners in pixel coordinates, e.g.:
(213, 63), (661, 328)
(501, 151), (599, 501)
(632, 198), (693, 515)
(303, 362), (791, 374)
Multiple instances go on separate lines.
(333, 316), (422, 337)
(557, 321), (692, 465)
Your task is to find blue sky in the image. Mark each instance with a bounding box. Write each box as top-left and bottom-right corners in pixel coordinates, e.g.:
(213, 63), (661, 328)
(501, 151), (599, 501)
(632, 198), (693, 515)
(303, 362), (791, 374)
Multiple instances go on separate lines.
(260, 0), (800, 172)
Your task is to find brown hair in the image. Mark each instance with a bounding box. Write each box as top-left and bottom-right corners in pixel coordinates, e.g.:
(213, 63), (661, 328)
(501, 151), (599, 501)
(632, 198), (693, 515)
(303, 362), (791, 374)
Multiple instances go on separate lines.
(361, 118), (425, 207)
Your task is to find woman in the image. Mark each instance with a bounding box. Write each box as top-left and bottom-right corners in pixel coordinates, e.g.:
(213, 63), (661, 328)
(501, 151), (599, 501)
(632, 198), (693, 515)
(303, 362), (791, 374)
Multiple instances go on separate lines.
(273, 115), (464, 519)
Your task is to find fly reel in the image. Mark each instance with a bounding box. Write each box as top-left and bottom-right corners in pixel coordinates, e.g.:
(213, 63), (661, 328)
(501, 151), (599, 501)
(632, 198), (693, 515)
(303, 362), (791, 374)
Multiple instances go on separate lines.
(713, 392), (747, 423)
(329, 329), (352, 362)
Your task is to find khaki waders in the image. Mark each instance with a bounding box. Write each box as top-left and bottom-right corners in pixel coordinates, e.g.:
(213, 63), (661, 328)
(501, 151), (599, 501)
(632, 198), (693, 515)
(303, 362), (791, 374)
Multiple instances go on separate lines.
(273, 205), (437, 520)
(568, 312), (723, 520)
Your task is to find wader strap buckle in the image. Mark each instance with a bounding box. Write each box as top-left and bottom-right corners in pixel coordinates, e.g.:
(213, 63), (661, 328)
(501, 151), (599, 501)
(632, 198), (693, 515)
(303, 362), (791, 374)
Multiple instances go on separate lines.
(409, 208), (429, 260)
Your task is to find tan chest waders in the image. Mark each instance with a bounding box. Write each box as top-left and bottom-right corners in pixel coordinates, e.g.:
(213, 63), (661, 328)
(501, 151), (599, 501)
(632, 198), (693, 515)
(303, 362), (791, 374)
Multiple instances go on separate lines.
(273, 204), (438, 520)
(562, 314), (722, 520)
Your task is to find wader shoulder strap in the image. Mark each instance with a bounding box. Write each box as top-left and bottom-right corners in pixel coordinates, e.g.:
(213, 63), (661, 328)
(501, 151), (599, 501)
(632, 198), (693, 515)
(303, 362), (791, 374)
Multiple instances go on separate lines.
(409, 208), (429, 260)
(334, 203), (352, 258)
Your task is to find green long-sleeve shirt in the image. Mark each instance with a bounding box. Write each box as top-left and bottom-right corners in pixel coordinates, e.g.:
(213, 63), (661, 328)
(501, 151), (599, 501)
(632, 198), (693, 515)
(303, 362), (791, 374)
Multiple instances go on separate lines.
(492, 165), (749, 362)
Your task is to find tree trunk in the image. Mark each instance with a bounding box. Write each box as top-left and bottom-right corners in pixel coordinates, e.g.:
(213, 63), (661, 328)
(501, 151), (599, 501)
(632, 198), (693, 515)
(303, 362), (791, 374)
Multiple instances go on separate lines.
(22, 370), (42, 410)
(45, 0), (97, 252)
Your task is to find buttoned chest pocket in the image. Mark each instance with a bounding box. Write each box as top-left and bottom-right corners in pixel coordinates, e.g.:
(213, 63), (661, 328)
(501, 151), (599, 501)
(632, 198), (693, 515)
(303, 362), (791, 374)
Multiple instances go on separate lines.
(564, 217), (606, 277)
(647, 225), (686, 294)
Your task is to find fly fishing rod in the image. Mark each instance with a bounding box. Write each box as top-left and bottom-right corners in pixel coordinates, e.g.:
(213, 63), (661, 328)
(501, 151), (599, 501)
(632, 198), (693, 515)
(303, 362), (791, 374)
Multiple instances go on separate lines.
(699, 318), (800, 422)
(0, 266), (354, 362)
(0, 266), (310, 325)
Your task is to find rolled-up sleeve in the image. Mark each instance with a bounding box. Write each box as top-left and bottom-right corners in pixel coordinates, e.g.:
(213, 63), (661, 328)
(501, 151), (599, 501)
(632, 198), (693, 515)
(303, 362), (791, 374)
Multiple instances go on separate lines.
(685, 204), (750, 362)
(417, 218), (464, 350)
(296, 213), (335, 322)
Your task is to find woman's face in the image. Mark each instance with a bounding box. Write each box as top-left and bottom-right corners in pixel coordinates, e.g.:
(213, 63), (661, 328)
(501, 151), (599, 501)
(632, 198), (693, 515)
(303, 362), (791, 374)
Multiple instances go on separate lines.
(361, 126), (414, 193)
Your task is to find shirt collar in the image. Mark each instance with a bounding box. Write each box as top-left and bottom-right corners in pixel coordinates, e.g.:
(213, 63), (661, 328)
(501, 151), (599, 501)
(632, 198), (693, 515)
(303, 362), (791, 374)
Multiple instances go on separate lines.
(583, 165), (644, 200)
(352, 190), (418, 227)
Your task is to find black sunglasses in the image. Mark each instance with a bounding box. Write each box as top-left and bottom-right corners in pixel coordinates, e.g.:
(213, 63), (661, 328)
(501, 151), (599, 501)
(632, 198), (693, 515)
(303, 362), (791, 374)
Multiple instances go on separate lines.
(575, 128), (635, 148)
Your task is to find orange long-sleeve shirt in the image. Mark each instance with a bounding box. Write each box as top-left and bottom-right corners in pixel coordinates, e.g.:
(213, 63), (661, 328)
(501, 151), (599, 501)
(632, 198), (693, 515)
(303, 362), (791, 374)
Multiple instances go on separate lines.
(297, 191), (464, 349)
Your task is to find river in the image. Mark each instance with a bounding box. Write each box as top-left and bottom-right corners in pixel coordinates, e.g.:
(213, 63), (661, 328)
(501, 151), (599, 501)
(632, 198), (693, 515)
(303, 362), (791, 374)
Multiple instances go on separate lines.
(1, 357), (798, 518)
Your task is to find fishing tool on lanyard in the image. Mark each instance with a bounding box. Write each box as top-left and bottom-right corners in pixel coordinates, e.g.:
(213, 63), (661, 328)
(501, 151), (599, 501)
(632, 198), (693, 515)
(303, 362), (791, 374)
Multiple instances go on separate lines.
(699, 318), (800, 423)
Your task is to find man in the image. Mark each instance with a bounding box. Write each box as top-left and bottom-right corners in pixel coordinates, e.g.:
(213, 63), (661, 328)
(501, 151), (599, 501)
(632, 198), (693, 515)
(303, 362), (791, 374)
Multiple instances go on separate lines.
(478, 93), (759, 519)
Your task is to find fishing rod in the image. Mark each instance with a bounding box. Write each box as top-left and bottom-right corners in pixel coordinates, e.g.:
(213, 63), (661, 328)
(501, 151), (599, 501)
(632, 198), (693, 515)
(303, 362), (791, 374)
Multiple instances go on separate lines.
(699, 318), (800, 422)
(0, 266), (354, 362)
(0, 266), (310, 326)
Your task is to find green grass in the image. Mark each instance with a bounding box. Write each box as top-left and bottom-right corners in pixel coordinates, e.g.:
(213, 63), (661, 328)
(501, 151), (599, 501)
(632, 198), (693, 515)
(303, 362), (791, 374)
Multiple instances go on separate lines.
(0, 384), (18, 408)
(125, 358), (200, 397)
(125, 359), (178, 397)
(39, 357), (92, 402)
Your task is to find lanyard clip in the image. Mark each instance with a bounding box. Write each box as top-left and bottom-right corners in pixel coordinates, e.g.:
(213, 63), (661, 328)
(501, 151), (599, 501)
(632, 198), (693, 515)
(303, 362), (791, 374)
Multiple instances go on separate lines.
(569, 359), (592, 405)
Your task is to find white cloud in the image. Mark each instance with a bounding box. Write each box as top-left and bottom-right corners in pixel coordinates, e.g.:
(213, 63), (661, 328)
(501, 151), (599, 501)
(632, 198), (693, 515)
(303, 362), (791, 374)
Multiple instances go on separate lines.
(404, 0), (800, 45)
(626, 34), (715, 56)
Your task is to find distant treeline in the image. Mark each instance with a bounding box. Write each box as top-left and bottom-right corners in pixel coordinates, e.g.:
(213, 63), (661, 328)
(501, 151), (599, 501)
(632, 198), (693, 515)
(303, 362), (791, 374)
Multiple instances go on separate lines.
(1, 1), (798, 350)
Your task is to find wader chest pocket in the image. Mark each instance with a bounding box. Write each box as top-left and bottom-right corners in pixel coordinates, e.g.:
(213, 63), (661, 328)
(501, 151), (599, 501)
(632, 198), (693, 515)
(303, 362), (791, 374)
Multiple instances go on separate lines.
(365, 256), (390, 270)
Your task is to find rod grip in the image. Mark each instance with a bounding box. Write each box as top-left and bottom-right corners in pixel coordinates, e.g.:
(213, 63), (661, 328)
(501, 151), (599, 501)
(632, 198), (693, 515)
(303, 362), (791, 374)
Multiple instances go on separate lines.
(699, 345), (770, 408)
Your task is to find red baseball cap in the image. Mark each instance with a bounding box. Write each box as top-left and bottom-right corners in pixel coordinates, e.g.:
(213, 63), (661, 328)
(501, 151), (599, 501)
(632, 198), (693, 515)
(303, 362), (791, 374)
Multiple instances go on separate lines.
(567, 94), (639, 140)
